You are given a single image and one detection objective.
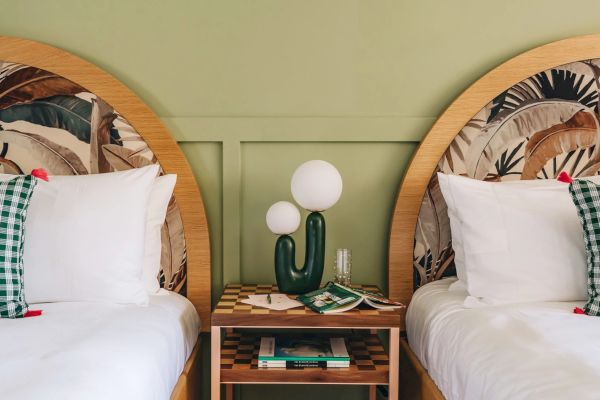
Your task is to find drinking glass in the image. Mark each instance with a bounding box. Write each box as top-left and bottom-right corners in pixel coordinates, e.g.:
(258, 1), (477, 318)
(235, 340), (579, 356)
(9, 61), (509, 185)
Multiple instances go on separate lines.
(334, 249), (352, 286)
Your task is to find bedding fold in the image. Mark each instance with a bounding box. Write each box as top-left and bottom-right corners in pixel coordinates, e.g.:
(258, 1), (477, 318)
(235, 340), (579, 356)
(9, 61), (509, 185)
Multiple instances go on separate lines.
(0, 290), (199, 400)
(407, 278), (600, 400)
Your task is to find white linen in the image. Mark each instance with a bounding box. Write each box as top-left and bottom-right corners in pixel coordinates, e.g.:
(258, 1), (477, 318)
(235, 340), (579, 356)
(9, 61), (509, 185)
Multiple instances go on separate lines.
(0, 290), (199, 400)
(22, 165), (158, 305)
(437, 173), (590, 303)
(144, 174), (177, 293)
(406, 278), (600, 400)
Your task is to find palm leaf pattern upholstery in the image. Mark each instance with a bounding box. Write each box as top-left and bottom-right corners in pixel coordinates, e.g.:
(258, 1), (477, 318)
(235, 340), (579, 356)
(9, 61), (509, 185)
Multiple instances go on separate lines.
(0, 62), (187, 294)
(415, 60), (600, 289)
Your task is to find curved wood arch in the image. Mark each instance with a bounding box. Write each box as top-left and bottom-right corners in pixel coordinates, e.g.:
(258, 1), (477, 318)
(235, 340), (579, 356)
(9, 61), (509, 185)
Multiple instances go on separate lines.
(0, 36), (211, 331)
(389, 34), (600, 319)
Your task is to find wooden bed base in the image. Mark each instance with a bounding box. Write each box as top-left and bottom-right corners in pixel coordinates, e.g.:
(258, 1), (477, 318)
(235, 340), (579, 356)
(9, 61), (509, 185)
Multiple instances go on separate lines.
(0, 37), (212, 400)
(387, 34), (600, 400)
(399, 339), (444, 400)
(171, 337), (203, 400)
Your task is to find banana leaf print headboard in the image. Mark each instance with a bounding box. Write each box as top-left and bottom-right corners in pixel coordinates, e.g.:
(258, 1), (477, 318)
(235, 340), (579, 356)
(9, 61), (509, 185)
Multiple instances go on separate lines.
(0, 37), (211, 331)
(388, 34), (600, 325)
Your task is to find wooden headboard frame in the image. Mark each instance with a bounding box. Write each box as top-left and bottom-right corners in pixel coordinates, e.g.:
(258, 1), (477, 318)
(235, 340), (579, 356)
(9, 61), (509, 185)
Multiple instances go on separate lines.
(0, 36), (212, 332)
(389, 34), (600, 324)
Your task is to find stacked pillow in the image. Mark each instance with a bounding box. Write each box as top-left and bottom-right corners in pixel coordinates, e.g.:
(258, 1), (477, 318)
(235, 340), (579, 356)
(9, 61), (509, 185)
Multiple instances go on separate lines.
(438, 173), (599, 305)
(0, 165), (177, 317)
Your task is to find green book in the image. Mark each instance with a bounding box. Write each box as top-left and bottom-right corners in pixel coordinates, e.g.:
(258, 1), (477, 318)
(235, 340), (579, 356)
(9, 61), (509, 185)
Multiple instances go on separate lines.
(258, 335), (349, 362)
(296, 282), (405, 314)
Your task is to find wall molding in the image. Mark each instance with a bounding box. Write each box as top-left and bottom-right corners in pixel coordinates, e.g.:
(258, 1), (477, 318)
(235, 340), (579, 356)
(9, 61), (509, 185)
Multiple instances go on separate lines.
(162, 116), (434, 143)
(162, 116), (432, 288)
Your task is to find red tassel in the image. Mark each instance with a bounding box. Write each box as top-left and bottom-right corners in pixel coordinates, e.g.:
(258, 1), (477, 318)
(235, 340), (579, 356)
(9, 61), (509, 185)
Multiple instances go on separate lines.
(24, 310), (42, 317)
(557, 171), (573, 183)
(30, 168), (49, 182)
(574, 307), (586, 315)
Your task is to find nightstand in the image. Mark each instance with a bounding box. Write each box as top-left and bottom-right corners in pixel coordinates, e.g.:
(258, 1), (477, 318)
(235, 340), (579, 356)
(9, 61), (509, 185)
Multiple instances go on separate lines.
(211, 283), (403, 400)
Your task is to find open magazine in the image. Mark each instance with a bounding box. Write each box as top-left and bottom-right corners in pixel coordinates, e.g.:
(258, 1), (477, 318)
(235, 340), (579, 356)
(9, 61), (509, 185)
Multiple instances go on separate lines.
(296, 282), (405, 314)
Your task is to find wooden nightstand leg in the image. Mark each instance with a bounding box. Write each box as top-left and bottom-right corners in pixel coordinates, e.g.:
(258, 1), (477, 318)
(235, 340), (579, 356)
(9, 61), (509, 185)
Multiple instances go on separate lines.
(389, 328), (400, 400)
(211, 326), (221, 400)
(369, 385), (377, 400)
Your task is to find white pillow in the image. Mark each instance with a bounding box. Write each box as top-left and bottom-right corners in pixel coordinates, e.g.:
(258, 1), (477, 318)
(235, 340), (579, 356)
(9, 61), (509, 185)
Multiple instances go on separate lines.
(437, 173), (594, 303)
(439, 176), (576, 291)
(22, 165), (159, 305)
(439, 174), (560, 292)
(143, 174), (176, 293)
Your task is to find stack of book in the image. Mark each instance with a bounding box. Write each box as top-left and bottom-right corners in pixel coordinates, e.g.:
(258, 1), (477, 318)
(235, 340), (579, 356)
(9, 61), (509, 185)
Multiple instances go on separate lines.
(258, 335), (350, 368)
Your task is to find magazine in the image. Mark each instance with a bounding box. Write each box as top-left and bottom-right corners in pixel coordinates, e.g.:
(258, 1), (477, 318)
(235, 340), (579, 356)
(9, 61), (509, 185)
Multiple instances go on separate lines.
(258, 335), (349, 363)
(296, 282), (405, 314)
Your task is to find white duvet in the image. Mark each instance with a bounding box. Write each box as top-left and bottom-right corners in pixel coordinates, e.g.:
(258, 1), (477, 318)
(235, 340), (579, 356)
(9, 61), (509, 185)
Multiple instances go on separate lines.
(407, 278), (600, 400)
(0, 290), (199, 400)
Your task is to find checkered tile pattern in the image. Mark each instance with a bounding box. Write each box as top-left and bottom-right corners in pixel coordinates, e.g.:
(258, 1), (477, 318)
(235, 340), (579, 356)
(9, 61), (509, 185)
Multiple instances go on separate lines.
(0, 176), (37, 318)
(220, 332), (389, 371)
(570, 180), (600, 315)
(214, 283), (387, 316)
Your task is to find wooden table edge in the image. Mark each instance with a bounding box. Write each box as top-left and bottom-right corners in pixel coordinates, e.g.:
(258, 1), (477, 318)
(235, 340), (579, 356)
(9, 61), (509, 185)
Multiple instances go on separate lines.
(211, 313), (404, 329)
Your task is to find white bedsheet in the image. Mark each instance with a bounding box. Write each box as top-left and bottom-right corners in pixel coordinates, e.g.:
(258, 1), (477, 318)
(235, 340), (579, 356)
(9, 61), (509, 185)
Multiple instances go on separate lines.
(406, 278), (600, 400)
(0, 290), (199, 400)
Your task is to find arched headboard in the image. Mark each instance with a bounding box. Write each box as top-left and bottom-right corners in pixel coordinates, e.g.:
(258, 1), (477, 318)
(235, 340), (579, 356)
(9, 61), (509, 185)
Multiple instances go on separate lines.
(389, 34), (600, 322)
(0, 37), (211, 331)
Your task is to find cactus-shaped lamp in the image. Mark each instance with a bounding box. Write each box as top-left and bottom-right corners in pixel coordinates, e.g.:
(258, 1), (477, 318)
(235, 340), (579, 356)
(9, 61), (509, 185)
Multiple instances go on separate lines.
(266, 160), (343, 294)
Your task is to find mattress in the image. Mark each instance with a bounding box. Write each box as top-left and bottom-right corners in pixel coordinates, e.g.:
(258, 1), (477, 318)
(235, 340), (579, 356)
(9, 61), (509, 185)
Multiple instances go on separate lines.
(0, 290), (199, 400)
(406, 278), (600, 400)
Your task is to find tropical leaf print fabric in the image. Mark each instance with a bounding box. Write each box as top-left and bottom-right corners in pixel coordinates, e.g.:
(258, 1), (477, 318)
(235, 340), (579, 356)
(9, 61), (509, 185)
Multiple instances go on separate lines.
(569, 180), (600, 315)
(0, 176), (37, 318)
(415, 60), (600, 289)
(0, 62), (187, 293)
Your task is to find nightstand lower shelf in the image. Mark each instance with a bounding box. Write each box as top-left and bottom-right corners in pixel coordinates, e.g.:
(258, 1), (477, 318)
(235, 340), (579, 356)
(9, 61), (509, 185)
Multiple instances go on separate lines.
(220, 332), (389, 384)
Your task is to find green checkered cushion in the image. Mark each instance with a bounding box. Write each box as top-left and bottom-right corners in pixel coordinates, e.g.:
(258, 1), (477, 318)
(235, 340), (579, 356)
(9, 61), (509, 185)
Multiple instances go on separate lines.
(0, 176), (37, 318)
(569, 179), (600, 315)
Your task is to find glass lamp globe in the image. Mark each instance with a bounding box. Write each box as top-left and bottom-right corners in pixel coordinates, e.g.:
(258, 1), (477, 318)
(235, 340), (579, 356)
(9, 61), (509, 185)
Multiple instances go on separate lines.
(291, 160), (343, 212)
(266, 201), (301, 235)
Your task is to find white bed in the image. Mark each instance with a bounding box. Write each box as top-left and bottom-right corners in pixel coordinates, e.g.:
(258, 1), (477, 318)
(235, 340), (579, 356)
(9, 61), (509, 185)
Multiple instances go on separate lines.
(0, 290), (199, 400)
(406, 278), (600, 400)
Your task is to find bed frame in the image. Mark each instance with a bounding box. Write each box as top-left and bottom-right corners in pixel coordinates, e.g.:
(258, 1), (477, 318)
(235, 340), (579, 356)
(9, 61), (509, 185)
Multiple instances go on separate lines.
(0, 37), (211, 400)
(388, 34), (600, 399)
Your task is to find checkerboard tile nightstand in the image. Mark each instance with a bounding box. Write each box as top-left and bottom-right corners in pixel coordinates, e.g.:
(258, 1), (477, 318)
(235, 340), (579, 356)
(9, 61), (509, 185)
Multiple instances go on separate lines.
(211, 284), (403, 400)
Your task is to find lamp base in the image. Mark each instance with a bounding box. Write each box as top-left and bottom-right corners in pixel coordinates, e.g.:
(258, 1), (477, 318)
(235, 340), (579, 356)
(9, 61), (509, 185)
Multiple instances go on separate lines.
(274, 212), (325, 294)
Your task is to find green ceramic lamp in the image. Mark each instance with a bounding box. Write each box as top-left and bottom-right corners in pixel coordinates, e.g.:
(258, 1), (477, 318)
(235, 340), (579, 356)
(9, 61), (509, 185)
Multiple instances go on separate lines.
(266, 160), (343, 294)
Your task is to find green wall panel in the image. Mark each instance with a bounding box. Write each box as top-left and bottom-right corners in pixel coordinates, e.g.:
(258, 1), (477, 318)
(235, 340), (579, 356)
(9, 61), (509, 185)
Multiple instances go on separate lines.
(3, 0), (600, 119)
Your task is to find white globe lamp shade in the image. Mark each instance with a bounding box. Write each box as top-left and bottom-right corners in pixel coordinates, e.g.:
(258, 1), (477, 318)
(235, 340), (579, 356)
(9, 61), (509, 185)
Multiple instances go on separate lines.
(291, 160), (343, 212)
(266, 201), (301, 235)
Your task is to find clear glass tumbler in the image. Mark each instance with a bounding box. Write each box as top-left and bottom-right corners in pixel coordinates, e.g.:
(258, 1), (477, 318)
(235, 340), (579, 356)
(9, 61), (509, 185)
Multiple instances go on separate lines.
(334, 248), (352, 286)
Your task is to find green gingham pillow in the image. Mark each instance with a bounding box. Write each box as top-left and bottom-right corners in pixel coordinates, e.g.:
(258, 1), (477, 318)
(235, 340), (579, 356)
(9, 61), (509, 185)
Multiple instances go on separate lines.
(0, 176), (37, 318)
(569, 179), (600, 315)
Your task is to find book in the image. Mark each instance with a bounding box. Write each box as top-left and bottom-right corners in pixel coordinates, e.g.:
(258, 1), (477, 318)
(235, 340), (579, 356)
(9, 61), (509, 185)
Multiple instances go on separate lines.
(296, 282), (405, 314)
(258, 360), (350, 368)
(258, 336), (350, 363)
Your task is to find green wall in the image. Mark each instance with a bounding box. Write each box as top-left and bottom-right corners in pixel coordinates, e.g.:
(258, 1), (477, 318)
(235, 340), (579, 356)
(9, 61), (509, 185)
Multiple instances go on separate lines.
(3, 1), (600, 399)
